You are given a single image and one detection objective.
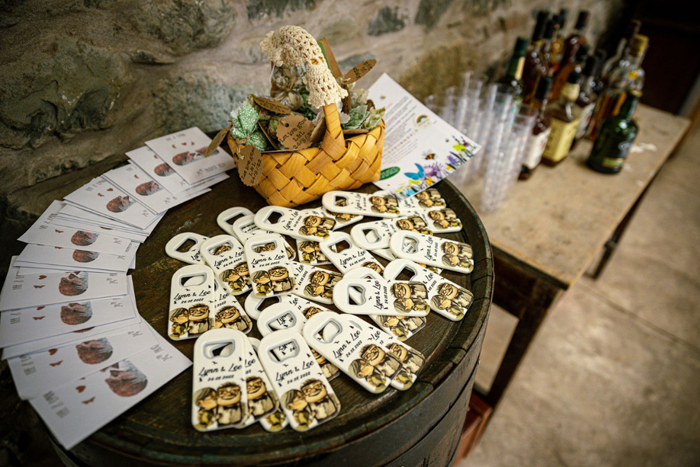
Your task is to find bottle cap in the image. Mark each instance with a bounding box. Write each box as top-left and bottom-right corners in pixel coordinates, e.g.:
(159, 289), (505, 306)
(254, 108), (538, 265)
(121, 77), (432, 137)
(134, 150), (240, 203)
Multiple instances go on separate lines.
(535, 76), (553, 100)
(544, 17), (557, 39)
(576, 43), (591, 60)
(582, 55), (599, 76)
(629, 34), (649, 57)
(567, 71), (582, 85)
(575, 11), (590, 29)
(558, 8), (569, 27)
(532, 10), (550, 42)
(514, 37), (530, 56)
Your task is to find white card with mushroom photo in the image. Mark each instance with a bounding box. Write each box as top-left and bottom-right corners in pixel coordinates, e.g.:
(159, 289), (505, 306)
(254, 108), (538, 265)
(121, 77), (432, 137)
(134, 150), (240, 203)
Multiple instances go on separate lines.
(168, 264), (215, 341)
(103, 163), (187, 214)
(30, 327), (191, 450)
(322, 191), (400, 218)
(165, 233), (209, 265)
(389, 231), (473, 274)
(0, 270), (129, 312)
(9, 321), (158, 400)
(244, 234), (295, 298)
(146, 127), (235, 185)
(200, 235), (251, 296)
(318, 232), (384, 275)
(257, 330), (340, 432)
(289, 262), (342, 305)
(248, 338), (288, 432)
(384, 259), (473, 321)
(63, 177), (161, 230)
(19, 201), (131, 255)
(14, 242), (138, 273)
(231, 214), (296, 261)
(0, 280), (138, 349)
(192, 329), (249, 431)
(254, 207), (336, 242)
(211, 279), (252, 334)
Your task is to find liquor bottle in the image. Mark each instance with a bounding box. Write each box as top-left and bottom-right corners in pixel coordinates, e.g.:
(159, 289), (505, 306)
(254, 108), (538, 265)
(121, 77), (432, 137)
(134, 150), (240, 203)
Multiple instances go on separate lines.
(519, 76), (554, 180)
(589, 35), (648, 139)
(571, 54), (600, 147)
(498, 37), (530, 103)
(550, 9), (569, 74)
(540, 16), (558, 76)
(592, 49), (608, 96)
(552, 10), (590, 98)
(541, 72), (581, 166)
(587, 91), (640, 174)
(600, 20), (642, 84)
(551, 43), (590, 99)
(522, 10), (550, 104)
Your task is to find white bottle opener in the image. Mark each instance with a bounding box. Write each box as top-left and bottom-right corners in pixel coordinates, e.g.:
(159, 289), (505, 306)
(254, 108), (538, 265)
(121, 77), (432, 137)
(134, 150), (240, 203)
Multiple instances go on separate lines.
(192, 329), (248, 431)
(321, 191), (401, 218)
(343, 314), (425, 389)
(257, 303), (307, 337)
(384, 259), (473, 321)
(212, 278), (253, 333)
(239, 337), (280, 427)
(303, 312), (394, 393)
(350, 219), (397, 251)
(169, 264), (215, 340)
(165, 232), (209, 264)
(217, 207), (254, 236)
(333, 273), (429, 317)
(398, 188), (447, 210)
(248, 338), (288, 432)
(343, 268), (427, 341)
(423, 207), (463, 233)
(323, 206), (363, 227)
(389, 231), (474, 274)
(200, 235), (250, 295)
(244, 234), (296, 298)
(289, 261), (343, 305)
(318, 232), (384, 274)
(255, 206), (337, 242)
(297, 240), (331, 266)
(245, 293), (333, 321)
(232, 214), (296, 261)
(258, 330), (341, 432)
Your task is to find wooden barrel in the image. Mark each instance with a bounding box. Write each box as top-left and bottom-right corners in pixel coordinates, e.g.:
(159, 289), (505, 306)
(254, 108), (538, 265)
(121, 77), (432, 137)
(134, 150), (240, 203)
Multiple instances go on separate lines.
(53, 177), (493, 467)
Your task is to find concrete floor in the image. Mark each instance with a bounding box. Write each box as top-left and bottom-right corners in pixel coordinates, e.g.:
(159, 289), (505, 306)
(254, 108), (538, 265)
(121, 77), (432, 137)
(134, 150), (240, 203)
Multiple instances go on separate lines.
(461, 123), (700, 466)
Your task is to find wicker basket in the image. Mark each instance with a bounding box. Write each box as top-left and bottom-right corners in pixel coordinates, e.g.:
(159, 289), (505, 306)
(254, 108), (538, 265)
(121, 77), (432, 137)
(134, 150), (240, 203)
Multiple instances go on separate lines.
(229, 103), (384, 208)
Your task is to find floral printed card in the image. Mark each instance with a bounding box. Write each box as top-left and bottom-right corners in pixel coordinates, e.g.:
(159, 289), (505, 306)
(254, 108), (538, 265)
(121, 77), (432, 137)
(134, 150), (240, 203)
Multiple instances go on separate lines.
(367, 74), (481, 198)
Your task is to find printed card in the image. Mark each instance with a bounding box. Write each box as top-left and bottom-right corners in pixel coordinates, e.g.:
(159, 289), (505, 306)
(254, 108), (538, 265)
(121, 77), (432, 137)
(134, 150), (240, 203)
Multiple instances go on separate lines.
(146, 127), (235, 185)
(30, 326), (191, 449)
(9, 321), (158, 400)
(51, 216), (149, 244)
(103, 164), (184, 214)
(57, 203), (162, 237)
(15, 242), (138, 273)
(0, 280), (138, 349)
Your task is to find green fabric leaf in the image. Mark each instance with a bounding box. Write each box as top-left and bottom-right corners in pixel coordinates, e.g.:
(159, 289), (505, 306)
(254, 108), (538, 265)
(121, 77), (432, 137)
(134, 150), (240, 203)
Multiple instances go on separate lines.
(343, 104), (368, 129)
(238, 103), (259, 135)
(247, 131), (268, 153)
(363, 107), (386, 130)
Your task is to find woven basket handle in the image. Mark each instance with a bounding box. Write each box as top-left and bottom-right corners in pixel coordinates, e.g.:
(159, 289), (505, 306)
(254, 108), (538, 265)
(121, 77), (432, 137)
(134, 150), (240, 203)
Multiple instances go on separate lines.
(261, 26), (348, 153)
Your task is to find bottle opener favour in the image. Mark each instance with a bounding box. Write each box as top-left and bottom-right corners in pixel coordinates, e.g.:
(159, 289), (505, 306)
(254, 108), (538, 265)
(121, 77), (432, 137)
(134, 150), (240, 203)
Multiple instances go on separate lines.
(389, 231), (474, 274)
(248, 338), (287, 432)
(212, 279), (253, 333)
(217, 207), (254, 236)
(423, 207), (463, 233)
(322, 191), (400, 218)
(290, 262), (343, 305)
(200, 235), (250, 295)
(165, 232), (209, 264)
(192, 329), (248, 431)
(232, 214), (296, 261)
(395, 188), (447, 211)
(318, 232), (384, 274)
(257, 303), (307, 336)
(258, 330), (341, 432)
(343, 268), (427, 341)
(244, 234), (296, 298)
(169, 264), (215, 340)
(333, 271), (430, 317)
(343, 314), (425, 388)
(254, 206), (337, 242)
(297, 240), (331, 266)
(350, 219), (397, 251)
(323, 206), (363, 228)
(384, 259), (473, 321)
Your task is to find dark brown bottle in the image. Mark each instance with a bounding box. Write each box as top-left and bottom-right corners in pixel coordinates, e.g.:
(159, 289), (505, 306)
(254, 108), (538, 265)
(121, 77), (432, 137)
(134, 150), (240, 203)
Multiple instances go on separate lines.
(522, 10), (550, 104)
(550, 9), (569, 74)
(551, 43), (590, 99)
(519, 76), (554, 180)
(571, 54), (600, 148)
(552, 10), (589, 99)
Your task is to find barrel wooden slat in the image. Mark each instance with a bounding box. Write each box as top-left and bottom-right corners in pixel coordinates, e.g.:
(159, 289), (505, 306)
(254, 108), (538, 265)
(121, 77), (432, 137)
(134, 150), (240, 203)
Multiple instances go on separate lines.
(60, 174), (492, 467)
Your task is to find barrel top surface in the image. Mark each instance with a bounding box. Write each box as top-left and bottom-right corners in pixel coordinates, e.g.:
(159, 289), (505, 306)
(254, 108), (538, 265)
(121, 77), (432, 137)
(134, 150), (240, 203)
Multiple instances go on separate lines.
(83, 175), (493, 466)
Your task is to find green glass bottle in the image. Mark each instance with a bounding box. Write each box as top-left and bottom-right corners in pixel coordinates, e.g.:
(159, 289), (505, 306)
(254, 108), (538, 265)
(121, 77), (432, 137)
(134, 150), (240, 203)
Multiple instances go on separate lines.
(586, 91), (640, 174)
(498, 37), (530, 103)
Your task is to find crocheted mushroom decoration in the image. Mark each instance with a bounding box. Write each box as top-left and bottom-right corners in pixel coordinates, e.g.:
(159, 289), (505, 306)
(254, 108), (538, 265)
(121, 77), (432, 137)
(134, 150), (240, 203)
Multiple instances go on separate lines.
(260, 26), (348, 108)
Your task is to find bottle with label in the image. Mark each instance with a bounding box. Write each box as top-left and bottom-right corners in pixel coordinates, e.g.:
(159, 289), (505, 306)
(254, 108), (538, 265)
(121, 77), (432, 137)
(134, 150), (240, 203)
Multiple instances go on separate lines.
(551, 43), (590, 100)
(589, 34), (648, 139)
(587, 91), (640, 174)
(522, 10), (550, 104)
(541, 72), (581, 166)
(552, 10), (589, 99)
(571, 54), (600, 148)
(600, 20), (642, 85)
(498, 37), (530, 103)
(550, 9), (569, 74)
(519, 76), (553, 180)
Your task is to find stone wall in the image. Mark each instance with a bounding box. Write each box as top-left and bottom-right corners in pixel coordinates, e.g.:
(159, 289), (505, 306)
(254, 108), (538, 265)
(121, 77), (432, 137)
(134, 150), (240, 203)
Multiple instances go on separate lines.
(0, 0), (626, 205)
